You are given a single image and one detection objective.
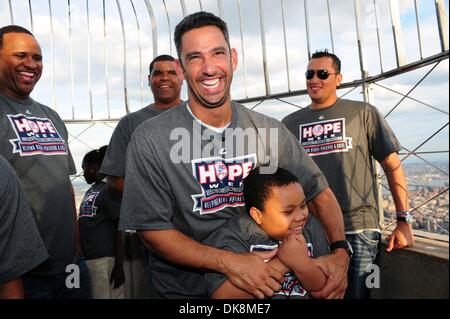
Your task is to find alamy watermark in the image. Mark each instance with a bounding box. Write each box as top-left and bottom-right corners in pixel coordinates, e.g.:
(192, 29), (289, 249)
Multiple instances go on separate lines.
(169, 121), (280, 174)
(65, 264), (80, 289)
(365, 264), (381, 289)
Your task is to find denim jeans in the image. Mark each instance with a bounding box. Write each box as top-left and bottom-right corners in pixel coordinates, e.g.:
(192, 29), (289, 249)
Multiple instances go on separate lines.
(23, 256), (92, 299)
(345, 230), (381, 299)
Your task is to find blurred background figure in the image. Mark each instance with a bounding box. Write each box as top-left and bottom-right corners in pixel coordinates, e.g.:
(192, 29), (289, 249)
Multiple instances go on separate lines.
(79, 146), (125, 299)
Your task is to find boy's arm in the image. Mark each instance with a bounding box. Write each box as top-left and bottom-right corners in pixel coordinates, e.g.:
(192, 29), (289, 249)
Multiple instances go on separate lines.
(211, 256), (289, 299)
(278, 233), (327, 292)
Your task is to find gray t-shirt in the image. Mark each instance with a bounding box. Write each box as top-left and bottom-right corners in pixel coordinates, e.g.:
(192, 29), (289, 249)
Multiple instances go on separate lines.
(79, 181), (120, 260)
(100, 104), (167, 178)
(282, 99), (401, 232)
(120, 101), (328, 298)
(0, 155), (49, 285)
(203, 214), (328, 299)
(0, 92), (76, 276)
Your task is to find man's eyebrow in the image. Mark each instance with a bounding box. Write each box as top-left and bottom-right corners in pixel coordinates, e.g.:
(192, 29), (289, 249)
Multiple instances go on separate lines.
(185, 51), (201, 60)
(185, 46), (228, 59)
(211, 46), (228, 52)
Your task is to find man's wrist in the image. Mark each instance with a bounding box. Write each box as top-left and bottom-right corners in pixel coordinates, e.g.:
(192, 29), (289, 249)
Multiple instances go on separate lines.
(396, 211), (413, 224)
(329, 240), (353, 258)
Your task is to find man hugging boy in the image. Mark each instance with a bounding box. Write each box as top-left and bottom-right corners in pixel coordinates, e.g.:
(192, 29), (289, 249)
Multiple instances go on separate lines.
(204, 167), (328, 299)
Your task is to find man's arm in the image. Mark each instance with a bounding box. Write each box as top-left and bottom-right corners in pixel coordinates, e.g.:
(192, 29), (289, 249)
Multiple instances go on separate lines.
(0, 278), (24, 299)
(211, 257), (288, 299)
(380, 152), (414, 252)
(307, 187), (349, 299)
(138, 229), (284, 298)
(106, 176), (124, 201)
(110, 231), (125, 288)
(70, 185), (82, 256)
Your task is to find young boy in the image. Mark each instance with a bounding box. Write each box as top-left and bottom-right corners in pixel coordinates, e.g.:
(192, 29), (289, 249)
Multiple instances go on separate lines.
(204, 167), (327, 299)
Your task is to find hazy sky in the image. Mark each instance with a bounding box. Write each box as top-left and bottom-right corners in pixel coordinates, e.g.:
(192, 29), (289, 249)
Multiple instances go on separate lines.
(0, 0), (448, 176)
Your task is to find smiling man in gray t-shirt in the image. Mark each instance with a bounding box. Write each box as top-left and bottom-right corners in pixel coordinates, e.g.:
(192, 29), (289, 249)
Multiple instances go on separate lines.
(120, 12), (350, 299)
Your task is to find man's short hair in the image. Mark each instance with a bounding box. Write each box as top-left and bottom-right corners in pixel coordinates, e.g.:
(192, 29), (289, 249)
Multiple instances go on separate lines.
(244, 166), (300, 214)
(0, 25), (34, 49)
(149, 54), (175, 74)
(174, 11), (230, 60)
(311, 49), (341, 73)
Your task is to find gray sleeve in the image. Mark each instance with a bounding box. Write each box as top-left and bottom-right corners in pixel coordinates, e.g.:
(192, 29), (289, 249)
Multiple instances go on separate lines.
(100, 119), (129, 178)
(203, 225), (249, 297)
(365, 105), (402, 162)
(303, 215), (329, 258)
(119, 129), (175, 231)
(67, 146), (77, 175)
(0, 158), (49, 285)
(279, 125), (329, 202)
(51, 108), (77, 175)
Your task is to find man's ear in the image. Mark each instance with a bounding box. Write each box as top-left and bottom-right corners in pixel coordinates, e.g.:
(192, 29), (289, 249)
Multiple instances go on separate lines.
(174, 59), (185, 80)
(231, 48), (238, 71)
(249, 207), (263, 225)
(336, 73), (343, 87)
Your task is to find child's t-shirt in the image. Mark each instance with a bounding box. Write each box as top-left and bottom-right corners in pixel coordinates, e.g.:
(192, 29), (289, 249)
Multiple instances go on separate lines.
(203, 214), (329, 298)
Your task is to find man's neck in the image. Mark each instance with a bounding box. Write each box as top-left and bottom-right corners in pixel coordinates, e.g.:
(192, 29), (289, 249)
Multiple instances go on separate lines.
(153, 98), (182, 110)
(188, 99), (232, 128)
(310, 97), (338, 110)
(0, 88), (29, 101)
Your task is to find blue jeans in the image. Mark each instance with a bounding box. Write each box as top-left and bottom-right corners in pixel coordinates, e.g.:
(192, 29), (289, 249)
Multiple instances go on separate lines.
(345, 231), (381, 299)
(23, 256), (92, 299)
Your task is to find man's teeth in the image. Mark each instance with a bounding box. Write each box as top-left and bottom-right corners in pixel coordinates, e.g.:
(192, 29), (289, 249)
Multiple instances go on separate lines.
(202, 78), (220, 87)
(20, 72), (35, 78)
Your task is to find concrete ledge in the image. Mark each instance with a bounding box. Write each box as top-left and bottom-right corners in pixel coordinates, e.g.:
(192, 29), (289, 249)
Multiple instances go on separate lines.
(372, 238), (449, 299)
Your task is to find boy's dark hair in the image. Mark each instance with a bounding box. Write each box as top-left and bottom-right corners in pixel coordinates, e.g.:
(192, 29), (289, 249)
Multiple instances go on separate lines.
(0, 25), (34, 49)
(311, 49), (341, 73)
(149, 54), (175, 74)
(83, 145), (108, 166)
(244, 167), (300, 213)
(174, 11), (230, 60)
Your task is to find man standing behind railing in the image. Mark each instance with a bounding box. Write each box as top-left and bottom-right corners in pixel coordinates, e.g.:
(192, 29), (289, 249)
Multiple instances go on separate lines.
(99, 54), (183, 296)
(0, 25), (91, 298)
(282, 50), (415, 299)
(100, 54), (183, 200)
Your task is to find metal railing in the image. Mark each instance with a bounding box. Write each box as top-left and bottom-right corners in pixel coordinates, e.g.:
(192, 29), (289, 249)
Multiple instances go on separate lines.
(1, 0), (448, 240)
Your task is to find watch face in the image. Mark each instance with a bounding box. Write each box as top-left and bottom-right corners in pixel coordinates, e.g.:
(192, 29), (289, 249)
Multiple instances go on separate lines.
(405, 214), (414, 224)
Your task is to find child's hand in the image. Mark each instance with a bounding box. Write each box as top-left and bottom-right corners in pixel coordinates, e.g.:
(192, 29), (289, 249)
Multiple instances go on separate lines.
(277, 233), (309, 270)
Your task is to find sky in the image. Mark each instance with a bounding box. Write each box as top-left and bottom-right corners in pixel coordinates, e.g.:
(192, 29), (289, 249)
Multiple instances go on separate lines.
(0, 0), (449, 177)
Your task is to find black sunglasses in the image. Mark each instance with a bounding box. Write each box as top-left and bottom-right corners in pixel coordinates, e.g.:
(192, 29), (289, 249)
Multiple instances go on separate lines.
(305, 69), (339, 80)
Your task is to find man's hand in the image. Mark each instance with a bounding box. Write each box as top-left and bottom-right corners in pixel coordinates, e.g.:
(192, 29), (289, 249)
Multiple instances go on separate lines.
(386, 222), (414, 252)
(222, 249), (284, 299)
(110, 263), (125, 289)
(309, 250), (349, 299)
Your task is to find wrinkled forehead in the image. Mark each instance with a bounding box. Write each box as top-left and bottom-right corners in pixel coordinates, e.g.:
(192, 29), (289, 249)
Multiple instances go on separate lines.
(180, 25), (229, 55)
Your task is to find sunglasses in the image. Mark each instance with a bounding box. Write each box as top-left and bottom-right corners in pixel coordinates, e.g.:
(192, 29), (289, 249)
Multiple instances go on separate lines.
(305, 69), (339, 80)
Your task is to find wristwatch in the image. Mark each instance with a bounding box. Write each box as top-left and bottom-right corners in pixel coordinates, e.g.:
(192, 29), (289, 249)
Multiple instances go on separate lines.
(329, 240), (353, 258)
(397, 211), (414, 224)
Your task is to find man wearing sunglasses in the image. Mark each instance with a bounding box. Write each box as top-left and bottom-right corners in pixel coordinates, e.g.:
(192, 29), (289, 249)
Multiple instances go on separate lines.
(282, 50), (414, 299)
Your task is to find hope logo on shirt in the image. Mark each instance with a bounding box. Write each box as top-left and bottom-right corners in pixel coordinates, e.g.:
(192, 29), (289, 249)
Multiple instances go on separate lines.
(7, 114), (69, 156)
(79, 191), (100, 218)
(299, 118), (353, 156)
(191, 154), (257, 215)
